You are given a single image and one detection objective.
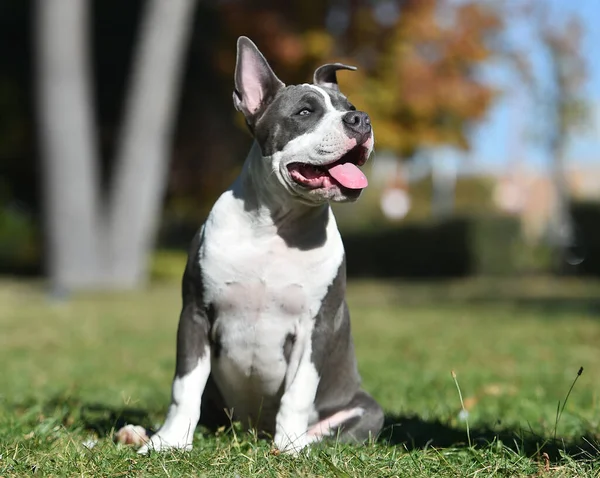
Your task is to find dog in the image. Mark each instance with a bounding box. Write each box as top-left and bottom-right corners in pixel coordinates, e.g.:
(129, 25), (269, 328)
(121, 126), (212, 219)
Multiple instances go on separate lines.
(133, 36), (384, 454)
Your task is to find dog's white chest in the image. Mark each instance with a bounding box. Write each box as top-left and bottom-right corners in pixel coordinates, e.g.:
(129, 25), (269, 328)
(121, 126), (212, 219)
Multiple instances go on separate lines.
(199, 191), (343, 425)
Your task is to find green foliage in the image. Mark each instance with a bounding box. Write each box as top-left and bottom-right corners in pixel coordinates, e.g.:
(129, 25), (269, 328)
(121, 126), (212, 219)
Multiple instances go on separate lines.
(343, 219), (472, 278)
(341, 214), (554, 279)
(469, 215), (522, 276)
(0, 203), (40, 275)
(469, 215), (554, 276)
(333, 171), (497, 233)
(1, 279), (600, 476)
(150, 250), (187, 282)
(213, 1), (502, 159)
(338, 1), (502, 157)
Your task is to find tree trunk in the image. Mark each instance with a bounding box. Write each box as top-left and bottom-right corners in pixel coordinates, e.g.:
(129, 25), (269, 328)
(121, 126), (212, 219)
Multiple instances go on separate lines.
(549, 135), (576, 270)
(36, 0), (198, 292)
(106, 0), (198, 288)
(35, 0), (102, 293)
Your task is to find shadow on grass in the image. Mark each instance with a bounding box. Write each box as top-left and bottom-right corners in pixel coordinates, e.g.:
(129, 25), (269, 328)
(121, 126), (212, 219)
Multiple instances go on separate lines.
(18, 395), (599, 463)
(457, 297), (600, 317)
(380, 414), (600, 462)
(17, 395), (159, 438)
(347, 275), (600, 316)
(379, 285), (600, 312)
(370, 290), (600, 318)
(79, 403), (157, 437)
(440, 299), (600, 321)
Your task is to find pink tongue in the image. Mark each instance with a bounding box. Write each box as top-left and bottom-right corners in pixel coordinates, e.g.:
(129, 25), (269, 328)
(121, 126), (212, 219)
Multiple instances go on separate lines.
(327, 163), (368, 189)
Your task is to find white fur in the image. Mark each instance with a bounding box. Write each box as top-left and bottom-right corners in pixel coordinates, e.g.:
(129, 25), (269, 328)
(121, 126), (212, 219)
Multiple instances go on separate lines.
(135, 80), (371, 455)
(274, 314), (320, 453)
(193, 94), (354, 450)
(137, 349), (211, 454)
(201, 186), (344, 443)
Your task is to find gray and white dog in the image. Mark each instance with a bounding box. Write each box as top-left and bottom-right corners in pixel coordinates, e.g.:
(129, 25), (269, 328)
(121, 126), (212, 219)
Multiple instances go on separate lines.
(138, 36), (383, 454)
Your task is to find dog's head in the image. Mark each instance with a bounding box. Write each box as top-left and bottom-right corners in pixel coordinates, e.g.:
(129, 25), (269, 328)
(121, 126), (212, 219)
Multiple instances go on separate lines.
(233, 37), (373, 204)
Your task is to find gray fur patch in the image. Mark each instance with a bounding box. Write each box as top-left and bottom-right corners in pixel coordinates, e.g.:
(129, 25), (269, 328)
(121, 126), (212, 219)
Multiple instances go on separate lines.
(310, 258), (362, 413)
(283, 332), (296, 364)
(175, 228), (211, 377)
(255, 84), (356, 156)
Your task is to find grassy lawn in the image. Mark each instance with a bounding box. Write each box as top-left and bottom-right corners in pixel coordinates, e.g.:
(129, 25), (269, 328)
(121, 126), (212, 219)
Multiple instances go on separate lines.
(1, 277), (600, 476)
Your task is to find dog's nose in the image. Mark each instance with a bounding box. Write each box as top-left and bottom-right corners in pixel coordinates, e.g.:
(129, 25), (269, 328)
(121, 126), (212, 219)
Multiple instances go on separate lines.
(342, 111), (371, 139)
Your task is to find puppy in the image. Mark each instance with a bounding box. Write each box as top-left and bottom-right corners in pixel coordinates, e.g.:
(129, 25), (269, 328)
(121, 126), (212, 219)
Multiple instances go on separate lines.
(135, 36), (383, 454)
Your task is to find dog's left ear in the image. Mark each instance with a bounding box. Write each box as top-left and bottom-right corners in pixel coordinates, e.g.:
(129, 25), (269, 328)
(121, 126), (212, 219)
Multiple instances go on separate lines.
(233, 36), (284, 122)
(313, 63), (357, 91)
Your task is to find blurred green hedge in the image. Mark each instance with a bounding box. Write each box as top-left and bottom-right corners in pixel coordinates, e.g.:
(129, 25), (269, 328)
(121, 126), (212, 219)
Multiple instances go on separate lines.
(0, 204), (40, 275)
(151, 214), (557, 281)
(3, 200), (599, 281)
(343, 215), (553, 279)
(343, 218), (471, 278)
(563, 201), (600, 277)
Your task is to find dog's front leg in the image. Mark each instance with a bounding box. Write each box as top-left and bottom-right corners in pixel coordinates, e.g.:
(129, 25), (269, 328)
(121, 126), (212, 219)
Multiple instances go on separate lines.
(274, 319), (320, 454)
(138, 298), (211, 454)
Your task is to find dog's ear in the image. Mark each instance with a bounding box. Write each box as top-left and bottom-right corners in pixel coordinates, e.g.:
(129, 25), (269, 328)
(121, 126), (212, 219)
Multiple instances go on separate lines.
(313, 63), (357, 91)
(233, 37), (284, 121)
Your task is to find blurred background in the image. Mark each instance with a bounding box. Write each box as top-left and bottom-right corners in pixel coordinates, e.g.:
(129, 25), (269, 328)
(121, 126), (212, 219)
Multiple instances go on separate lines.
(1, 0), (599, 292)
(3, 4), (600, 467)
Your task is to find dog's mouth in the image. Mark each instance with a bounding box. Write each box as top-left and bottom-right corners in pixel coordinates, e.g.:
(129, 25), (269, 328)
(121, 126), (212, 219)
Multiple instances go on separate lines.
(287, 146), (369, 191)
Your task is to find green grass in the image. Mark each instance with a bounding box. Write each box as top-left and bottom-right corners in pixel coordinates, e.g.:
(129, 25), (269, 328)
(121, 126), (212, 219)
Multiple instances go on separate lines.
(1, 277), (600, 476)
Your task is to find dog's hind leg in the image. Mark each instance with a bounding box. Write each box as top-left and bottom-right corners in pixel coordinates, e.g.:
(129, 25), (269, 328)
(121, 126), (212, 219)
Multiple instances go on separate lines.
(308, 390), (383, 444)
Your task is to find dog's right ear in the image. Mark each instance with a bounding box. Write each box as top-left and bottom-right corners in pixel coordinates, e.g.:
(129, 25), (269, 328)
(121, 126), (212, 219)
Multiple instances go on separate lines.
(233, 37), (284, 122)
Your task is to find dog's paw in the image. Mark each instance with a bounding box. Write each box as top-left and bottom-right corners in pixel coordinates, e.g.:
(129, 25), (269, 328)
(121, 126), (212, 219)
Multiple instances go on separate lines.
(114, 424), (150, 447)
(137, 432), (193, 455)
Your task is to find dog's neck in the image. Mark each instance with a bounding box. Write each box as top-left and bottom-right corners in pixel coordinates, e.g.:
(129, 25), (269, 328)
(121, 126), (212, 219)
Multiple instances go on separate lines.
(232, 141), (331, 250)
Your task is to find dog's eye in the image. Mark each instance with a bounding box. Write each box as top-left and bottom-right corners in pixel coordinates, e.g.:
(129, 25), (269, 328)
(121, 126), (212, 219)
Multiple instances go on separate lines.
(297, 108), (312, 116)
(348, 104), (357, 111)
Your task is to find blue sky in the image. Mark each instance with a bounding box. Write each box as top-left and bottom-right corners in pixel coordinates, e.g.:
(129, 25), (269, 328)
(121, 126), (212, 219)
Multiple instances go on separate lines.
(467, 0), (600, 173)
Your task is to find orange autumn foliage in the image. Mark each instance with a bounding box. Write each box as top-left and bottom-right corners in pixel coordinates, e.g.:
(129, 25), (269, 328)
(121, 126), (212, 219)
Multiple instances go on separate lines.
(215, 0), (502, 158)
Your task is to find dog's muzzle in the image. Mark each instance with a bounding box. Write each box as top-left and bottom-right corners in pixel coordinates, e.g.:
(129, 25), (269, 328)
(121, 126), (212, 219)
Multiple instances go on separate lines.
(286, 143), (370, 191)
